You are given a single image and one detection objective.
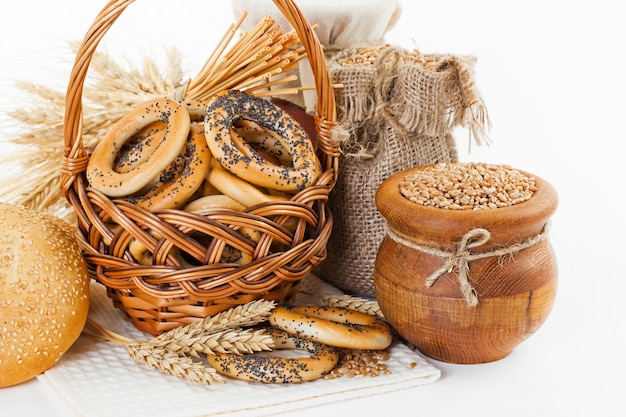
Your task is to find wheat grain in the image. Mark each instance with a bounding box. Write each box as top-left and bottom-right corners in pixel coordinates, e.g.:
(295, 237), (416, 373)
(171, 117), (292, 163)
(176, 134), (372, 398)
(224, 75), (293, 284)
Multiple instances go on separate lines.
(399, 162), (537, 210)
(324, 349), (391, 380)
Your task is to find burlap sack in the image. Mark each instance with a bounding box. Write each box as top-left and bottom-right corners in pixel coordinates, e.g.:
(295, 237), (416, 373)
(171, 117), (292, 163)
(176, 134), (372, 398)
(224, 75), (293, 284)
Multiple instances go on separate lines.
(314, 44), (490, 297)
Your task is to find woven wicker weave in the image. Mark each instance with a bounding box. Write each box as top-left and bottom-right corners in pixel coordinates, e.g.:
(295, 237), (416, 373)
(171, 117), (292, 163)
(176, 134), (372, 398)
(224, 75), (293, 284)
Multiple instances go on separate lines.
(60, 0), (338, 335)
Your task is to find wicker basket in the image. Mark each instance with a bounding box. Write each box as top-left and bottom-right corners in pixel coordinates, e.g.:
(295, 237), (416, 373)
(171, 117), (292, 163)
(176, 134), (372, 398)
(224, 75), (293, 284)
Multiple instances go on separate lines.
(60, 0), (338, 335)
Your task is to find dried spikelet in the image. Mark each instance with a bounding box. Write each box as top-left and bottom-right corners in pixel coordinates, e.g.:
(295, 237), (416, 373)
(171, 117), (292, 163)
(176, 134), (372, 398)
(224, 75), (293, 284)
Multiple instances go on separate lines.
(320, 295), (385, 319)
(83, 42), (184, 113)
(0, 81), (66, 213)
(0, 43), (186, 222)
(83, 299), (277, 385)
(155, 299), (277, 343)
(126, 342), (225, 385)
(153, 328), (274, 357)
(192, 328), (274, 355)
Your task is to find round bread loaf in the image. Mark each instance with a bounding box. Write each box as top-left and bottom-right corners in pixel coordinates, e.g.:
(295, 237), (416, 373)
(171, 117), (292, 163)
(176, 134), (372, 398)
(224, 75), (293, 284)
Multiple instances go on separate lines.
(0, 203), (90, 387)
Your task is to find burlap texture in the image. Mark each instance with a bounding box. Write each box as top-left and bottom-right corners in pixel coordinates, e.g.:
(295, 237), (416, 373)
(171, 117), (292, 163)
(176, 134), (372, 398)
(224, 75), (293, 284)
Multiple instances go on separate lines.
(314, 44), (488, 297)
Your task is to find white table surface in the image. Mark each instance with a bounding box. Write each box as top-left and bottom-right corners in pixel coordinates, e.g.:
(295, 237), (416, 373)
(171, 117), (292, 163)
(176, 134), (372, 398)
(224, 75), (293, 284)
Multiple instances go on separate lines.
(1, 1), (624, 416)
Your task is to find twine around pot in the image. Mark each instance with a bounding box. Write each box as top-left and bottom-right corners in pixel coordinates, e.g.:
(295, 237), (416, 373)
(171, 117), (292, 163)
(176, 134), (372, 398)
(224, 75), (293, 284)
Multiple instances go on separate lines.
(384, 222), (551, 307)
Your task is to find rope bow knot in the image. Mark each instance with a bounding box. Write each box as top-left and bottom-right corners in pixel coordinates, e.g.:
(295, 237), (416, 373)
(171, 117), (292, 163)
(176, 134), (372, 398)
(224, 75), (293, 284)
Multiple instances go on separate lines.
(425, 228), (491, 308)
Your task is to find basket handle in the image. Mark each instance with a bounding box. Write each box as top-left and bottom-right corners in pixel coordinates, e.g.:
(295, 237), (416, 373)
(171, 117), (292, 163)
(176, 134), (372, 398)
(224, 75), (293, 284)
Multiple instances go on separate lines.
(60, 0), (338, 198)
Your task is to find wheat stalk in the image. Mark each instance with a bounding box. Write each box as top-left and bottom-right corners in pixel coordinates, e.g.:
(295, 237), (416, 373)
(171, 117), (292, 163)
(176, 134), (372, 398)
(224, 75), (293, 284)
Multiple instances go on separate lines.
(153, 328), (274, 357)
(126, 342), (225, 385)
(82, 299), (276, 385)
(155, 299), (276, 343)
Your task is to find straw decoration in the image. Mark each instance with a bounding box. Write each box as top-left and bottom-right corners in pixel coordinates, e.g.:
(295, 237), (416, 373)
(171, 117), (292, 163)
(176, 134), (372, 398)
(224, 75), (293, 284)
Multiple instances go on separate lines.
(184, 12), (312, 101)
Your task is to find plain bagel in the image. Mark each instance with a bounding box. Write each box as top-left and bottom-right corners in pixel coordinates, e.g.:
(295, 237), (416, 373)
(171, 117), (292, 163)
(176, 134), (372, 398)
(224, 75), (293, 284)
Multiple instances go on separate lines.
(0, 203), (90, 388)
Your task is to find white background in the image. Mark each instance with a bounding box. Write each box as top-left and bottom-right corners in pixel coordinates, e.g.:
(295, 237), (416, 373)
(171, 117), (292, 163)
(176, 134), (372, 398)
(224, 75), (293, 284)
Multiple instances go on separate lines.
(1, 0), (625, 416)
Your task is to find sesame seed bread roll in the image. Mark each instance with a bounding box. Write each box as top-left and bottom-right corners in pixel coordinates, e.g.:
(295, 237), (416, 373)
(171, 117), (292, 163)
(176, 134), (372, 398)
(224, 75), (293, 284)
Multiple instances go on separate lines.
(0, 203), (90, 388)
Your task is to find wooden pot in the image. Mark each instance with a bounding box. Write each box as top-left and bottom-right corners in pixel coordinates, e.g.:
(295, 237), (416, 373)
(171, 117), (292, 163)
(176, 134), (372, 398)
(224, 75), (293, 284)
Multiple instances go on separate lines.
(374, 165), (558, 364)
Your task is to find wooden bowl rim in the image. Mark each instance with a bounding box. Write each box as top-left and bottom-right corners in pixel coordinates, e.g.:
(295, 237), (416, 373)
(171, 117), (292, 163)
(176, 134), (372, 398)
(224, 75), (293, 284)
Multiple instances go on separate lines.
(375, 164), (559, 245)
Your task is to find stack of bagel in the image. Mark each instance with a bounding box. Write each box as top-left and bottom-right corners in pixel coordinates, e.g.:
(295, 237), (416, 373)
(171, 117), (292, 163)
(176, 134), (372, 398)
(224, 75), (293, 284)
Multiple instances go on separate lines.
(207, 305), (394, 383)
(85, 89), (320, 266)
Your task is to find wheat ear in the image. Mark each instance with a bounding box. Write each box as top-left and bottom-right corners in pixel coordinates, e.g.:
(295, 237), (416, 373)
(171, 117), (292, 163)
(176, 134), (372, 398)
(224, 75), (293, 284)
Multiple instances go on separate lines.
(125, 342), (225, 385)
(82, 299), (277, 385)
(153, 299), (276, 343)
(319, 295), (385, 319)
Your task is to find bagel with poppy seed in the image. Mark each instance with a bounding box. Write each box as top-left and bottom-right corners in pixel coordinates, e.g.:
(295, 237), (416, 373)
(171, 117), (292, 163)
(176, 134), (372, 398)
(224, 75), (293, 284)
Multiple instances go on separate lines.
(204, 89), (320, 192)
